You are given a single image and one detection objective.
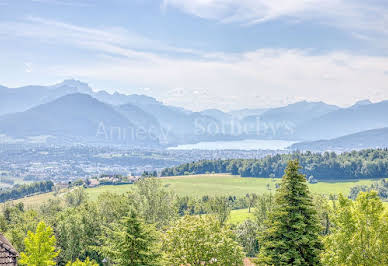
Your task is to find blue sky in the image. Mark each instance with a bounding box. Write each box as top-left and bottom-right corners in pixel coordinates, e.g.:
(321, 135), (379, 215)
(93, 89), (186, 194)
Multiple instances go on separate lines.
(0, 0), (388, 111)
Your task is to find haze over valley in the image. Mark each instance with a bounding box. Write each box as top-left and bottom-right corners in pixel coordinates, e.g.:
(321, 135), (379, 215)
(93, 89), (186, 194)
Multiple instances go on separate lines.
(2, 80), (388, 151)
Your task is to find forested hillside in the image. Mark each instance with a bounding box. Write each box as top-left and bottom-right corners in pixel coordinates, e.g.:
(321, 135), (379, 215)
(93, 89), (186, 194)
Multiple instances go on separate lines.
(3, 162), (388, 265)
(161, 149), (388, 180)
(0, 180), (54, 202)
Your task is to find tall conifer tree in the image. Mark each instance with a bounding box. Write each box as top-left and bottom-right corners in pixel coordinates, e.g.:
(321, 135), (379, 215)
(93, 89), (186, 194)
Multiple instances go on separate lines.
(257, 160), (323, 265)
(99, 211), (160, 265)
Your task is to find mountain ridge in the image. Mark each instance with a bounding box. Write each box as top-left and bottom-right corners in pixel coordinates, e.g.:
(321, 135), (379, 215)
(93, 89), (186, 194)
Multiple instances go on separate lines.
(2, 80), (388, 149)
(291, 127), (388, 151)
(0, 93), (159, 146)
(295, 100), (388, 140)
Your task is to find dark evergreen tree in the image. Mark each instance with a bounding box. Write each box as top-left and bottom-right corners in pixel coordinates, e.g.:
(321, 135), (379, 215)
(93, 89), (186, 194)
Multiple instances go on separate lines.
(99, 211), (160, 265)
(257, 160), (323, 265)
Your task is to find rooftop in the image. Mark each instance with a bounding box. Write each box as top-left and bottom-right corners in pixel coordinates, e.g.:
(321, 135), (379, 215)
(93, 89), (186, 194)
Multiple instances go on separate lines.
(0, 234), (18, 265)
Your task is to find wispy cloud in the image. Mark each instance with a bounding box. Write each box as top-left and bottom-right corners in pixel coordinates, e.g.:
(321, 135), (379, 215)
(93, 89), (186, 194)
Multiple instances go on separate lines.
(162, 0), (388, 39)
(1, 17), (388, 111)
(50, 48), (388, 111)
(0, 17), (208, 61)
(162, 0), (325, 23)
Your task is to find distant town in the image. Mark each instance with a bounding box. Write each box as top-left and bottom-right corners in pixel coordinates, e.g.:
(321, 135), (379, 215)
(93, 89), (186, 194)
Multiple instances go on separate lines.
(0, 143), (282, 188)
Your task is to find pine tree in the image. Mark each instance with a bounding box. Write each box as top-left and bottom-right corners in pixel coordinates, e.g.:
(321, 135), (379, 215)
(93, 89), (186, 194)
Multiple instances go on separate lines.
(257, 160), (323, 265)
(99, 211), (160, 266)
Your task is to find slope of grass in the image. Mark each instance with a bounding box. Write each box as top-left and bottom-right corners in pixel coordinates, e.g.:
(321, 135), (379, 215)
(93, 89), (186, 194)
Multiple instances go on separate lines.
(4, 174), (380, 209)
(6, 192), (56, 209)
(161, 174), (274, 197)
(160, 174), (376, 197)
(228, 208), (255, 224)
(87, 184), (134, 201)
(307, 179), (376, 195)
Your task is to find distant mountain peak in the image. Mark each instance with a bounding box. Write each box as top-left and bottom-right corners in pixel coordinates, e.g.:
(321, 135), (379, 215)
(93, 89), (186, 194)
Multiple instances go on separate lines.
(61, 79), (88, 86)
(52, 79), (93, 94)
(291, 100), (332, 106)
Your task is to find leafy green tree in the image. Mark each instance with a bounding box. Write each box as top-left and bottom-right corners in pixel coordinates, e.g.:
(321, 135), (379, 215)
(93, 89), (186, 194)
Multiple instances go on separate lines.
(207, 196), (231, 225)
(96, 192), (133, 224)
(245, 193), (258, 213)
(322, 191), (388, 265)
(163, 215), (244, 265)
(55, 203), (101, 264)
(99, 211), (160, 265)
(235, 219), (259, 257)
(0, 181), (54, 203)
(66, 257), (98, 266)
(133, 177), (177, 228)
(65, 187), (88, 207)
(312, 194), (331, 235)
(175, 195), (199, 215)
(19, 221), (59, 266)
(1, 206), (40, 253)
(257, 160), (323, 265)
(253, 193), (275, 230)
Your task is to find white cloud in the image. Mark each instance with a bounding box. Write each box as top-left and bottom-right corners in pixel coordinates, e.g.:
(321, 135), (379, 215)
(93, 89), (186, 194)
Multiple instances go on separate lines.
(1, 17), (388, 111)
(162, 0), (388, 37)
(0, 17), (203, 60)
(53, 49), (388, 111)
(162, 0), (325, 22)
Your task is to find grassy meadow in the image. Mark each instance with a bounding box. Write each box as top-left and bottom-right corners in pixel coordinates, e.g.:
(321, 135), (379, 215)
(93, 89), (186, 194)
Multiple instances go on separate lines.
(228, 208), (255, 224)
(5, 174), (381, 209)
(159, 174), (377, 197)
(9, 192), (57, 209)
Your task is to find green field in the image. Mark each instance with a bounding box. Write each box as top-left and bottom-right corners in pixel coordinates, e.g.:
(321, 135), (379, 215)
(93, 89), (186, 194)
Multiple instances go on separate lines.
(9, 192), (56, 208)
(4, 174), (381, 209)
(88, 174), (378, 200)
(228, 208), (255, 224)
(159, 174), (377, 197)
(87, 185), (134, 201)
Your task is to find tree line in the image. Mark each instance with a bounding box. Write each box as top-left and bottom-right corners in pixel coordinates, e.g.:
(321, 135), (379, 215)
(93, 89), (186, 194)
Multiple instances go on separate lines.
(162, 148), (388, 180)
(0, 180), (54, 203)
(1, 160), (388, 265)
(349, 178), (388, 200)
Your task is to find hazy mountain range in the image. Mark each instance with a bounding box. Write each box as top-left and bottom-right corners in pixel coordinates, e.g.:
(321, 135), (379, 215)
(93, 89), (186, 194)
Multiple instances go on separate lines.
(291, 127), (388, 151)
(1, 79), (388, 150)
(294, 100), (388, 140)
